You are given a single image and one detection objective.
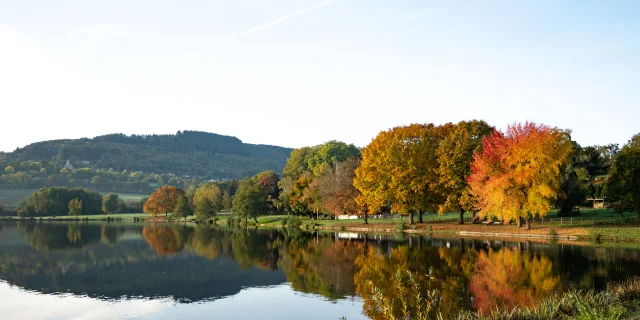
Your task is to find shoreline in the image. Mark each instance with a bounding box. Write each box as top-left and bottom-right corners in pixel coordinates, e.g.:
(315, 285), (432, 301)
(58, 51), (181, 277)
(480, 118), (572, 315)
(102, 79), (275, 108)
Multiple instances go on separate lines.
(3, 215), (640, 243)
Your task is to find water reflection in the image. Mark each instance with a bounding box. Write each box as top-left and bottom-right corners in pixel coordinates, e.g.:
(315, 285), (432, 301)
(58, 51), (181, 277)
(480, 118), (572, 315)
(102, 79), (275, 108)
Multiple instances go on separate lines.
(2, 221), (640, 318)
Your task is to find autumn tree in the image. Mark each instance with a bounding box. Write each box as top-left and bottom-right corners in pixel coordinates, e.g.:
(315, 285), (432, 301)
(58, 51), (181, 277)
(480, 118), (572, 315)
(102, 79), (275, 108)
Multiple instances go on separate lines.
(355, 123), (451, 224)
(193, 183), (223, 220)
(288, 173), (312, 217)
(68, 198), (82, 216)
(143, 186), (184, 217)
(436, 120), (493, 224)
(315, 157), (361, 220)
(280, 141), (359, 217)
(232, 179), (269, 223)
(252, 170), (280, 213)
(102, 193), (120, 214)
(468, 122), (572, 229)
(605, 133), (640, 223)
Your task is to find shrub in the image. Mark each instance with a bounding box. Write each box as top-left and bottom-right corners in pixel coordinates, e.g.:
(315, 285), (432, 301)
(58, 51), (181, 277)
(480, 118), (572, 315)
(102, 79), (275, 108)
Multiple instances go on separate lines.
(287, 216), (302, 228)
(396, 222), (406, 231)
(549, 228), (559, 238)
(281, 218), (289, 227)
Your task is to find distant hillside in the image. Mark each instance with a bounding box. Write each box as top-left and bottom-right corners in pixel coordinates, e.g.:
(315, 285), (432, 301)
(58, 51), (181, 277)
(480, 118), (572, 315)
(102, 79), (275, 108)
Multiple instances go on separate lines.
(2, 131), (292, 180)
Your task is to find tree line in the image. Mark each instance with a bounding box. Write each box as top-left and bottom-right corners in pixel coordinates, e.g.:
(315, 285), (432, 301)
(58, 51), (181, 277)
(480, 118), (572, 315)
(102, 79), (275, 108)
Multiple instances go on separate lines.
(226, 120), (639, 226)
(142, 171), (279, 223)
(10, 121), (639, 224)
(17, 187), (148, 217)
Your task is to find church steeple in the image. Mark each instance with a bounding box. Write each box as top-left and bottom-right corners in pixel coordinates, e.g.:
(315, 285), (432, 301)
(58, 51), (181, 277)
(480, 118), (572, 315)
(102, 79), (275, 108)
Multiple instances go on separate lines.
(64, 159), (74, 170)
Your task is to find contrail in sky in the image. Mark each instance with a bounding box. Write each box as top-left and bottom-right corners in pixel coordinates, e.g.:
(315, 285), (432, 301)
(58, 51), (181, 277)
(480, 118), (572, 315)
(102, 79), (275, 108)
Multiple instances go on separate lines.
(157, 0), (337, 68)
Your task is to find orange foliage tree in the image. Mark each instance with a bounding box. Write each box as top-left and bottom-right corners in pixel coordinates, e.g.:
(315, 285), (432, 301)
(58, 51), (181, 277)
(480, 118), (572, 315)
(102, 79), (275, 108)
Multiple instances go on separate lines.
(468, 122), (572, 228)
(143, 186), (184, 217)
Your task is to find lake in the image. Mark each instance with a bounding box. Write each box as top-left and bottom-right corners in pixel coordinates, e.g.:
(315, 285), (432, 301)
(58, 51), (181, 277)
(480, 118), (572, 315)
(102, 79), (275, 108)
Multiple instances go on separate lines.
(1, 221), (639, 319)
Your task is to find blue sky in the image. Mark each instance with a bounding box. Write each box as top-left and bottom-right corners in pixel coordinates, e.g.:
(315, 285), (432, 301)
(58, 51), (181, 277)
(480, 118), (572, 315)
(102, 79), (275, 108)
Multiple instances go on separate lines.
(1, 0), (638, 152)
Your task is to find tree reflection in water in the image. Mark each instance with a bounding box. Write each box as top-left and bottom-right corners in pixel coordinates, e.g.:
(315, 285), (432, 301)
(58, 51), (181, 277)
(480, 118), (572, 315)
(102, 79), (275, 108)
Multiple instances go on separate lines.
(4, 222), (640, 315)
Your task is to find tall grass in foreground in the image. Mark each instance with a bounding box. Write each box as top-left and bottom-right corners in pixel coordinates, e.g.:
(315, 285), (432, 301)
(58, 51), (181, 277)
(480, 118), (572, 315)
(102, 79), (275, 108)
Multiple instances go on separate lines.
(358, 274), (640, 320)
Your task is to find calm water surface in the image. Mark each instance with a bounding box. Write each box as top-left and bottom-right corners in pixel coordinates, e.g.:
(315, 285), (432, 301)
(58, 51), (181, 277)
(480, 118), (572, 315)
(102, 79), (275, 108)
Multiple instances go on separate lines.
(1, 221), (639, 320)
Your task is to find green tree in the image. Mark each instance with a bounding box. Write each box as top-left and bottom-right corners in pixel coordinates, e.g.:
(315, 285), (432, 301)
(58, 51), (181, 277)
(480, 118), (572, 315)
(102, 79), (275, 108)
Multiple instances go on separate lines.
(4, 166), (15, 174)
(173, 195), (192, 220)
(232, 179), (269, 223)
(68, 198), (83, 216)
(117, 199), (127, 213)
(193, 183), (223, 220)
(102, 193), (120, 214)
(605, 134), (640, 224)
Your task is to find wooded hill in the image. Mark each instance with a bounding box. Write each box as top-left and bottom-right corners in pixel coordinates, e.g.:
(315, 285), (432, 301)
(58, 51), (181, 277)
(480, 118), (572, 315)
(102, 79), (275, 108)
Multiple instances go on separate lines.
(1, 131), (292, 180)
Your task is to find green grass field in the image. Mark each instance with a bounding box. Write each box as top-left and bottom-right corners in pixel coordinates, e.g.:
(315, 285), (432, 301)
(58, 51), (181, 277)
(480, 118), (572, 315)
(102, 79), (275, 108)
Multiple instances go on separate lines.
(588, 227), (640, 242)
(0, 188), (149, 207)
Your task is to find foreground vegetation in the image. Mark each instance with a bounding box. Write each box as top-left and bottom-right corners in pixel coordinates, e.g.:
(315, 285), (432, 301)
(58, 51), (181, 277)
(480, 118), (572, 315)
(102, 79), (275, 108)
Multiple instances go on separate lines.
(351, 273), (640, 320)
(462, 277), (640, 319)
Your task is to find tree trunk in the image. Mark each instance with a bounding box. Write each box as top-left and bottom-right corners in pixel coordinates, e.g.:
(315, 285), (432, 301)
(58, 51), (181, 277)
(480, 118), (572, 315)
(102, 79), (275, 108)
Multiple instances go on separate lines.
(364, 212), (368, 225)
(409, 211), (414, 225)
(517, 217), (523, 228)
(459, 208), (465, 225)
(418, 210), (423, 223)
(472, 212), (477, 224)
(525, 217), (531, 230)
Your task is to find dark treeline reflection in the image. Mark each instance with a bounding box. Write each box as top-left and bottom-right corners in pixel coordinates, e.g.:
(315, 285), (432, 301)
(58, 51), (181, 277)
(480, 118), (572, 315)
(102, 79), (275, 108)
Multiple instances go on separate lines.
(2, 222), (640, 317)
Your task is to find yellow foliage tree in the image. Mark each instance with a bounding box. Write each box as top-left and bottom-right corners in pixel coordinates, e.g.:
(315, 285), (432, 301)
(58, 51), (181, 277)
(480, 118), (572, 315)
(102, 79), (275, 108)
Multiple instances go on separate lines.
(355, 123), (451, 224)
(436, 120), (493, 224)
